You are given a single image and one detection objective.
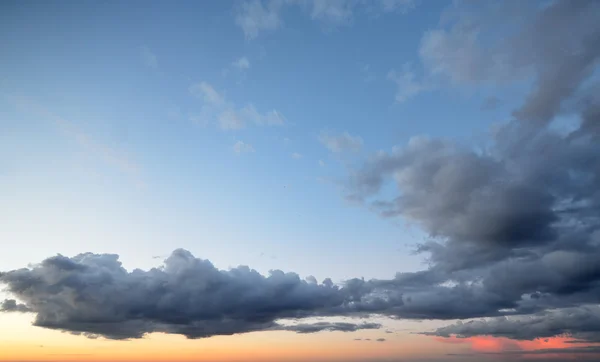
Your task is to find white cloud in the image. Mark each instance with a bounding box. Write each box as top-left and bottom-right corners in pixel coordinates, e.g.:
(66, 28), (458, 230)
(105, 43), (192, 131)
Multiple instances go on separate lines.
(235, 0), (283, 40)
(234, 0), (416, 39)
(319, 160), (326, 167)
(189, 82), (226, 106)
(188, 81), (286, 131)
(218, 109), (246, 130)
(233, 141), (255, 154)
(140, 46), (158, 69)
(387, 63), (429, 103)
(292, 152), (303, 159)
(318, 131), (363, 152)
(232, 56), (251, 70)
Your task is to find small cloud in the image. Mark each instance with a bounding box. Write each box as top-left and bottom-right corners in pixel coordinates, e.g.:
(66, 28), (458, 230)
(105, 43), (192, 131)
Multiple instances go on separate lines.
(219, 109), (245, 130)
(387, 63), (428, 103)
(318, 159), (325, 167)
(140, 46), (158, 69)
(283, 137), (291, 143)
(292, 152), (303, 159)
(235, 0), (282, 40)
(319, 131), (363, 153)
(232, 56), (251, 70)
(376, 338), (386, 342)
(233, 141), (255, 154)
(189, 82), (226, 106)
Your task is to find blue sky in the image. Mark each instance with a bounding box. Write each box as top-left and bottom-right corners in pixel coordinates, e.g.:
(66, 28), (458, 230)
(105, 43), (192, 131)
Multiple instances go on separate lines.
(1, 0), (482, 279)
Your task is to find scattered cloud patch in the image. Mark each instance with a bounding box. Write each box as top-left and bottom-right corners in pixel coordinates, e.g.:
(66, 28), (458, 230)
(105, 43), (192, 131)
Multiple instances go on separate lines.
(188, 81), (285, 131)
(319, 131), (363, 153)
(292, 152), (303, 159)
(232, 56), (251, 70)
(234, 0), (416, 39)
(233, 141), (256, 154)
(319, 159), (325, 167)
(387, 63), (428, 103)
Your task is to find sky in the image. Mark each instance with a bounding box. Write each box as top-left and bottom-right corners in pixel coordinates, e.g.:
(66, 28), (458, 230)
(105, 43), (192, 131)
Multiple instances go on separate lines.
(1, 0), (600, 361)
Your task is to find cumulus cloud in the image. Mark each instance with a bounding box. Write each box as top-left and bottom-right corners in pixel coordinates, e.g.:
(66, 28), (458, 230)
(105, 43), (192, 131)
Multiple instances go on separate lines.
(188, 81), (285, 130)
(0, 250), (399, 340)
(319, 131), (363, 153)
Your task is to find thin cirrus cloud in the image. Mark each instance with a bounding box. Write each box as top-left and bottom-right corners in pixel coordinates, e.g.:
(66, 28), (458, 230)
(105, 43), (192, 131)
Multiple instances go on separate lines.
(188, 81), (285, 130)
(139, 45), (158, 69)
(234, 0), (416, 40)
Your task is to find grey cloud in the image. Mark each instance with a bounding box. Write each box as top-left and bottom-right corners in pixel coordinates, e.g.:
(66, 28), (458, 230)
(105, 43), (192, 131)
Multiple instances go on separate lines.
(376, 338), (386, 342)
(0, 249), (403, 340)
(280, 321), (381, 334)
(426, 306), (600, 342)
(342, 0), (600, 343)
(319, 131), (363, 153)
(1, 299), (32, 313)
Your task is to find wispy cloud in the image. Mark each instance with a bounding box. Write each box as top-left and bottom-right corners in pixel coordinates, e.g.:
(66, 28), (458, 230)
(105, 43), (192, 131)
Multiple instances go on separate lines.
(232, 56), (251, 70)
(233, 141), (256, 154)
(234, 0), (416, 39)
(188, 81), (285, 131)
(387, 63), (428, 103)
(7, 95), (144, 187)
(292, 152), (303, 159)
(139, 46), (158, 69)
(319, 131), (363, 153)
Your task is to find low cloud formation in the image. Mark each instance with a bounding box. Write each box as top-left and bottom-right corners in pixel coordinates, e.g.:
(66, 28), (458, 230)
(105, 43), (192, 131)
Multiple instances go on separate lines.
(280, 322), (381, 334)
(0, 249), (400, 340)
(319, 131), (363, 153)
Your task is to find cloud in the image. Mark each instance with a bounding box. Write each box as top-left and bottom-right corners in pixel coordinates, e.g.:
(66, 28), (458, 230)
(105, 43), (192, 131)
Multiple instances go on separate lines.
(341, 0), (600, 343)
(280, 322), (381, 334)
(319, 131), (363, 153)
(376, 338), (386, 342)
(427, 306), (600, 343)
(235, 0), (283, 40)
(1, 299), (32, 313)
(0, 249), (399, 340)
(292, 152), (303, 159)
(139, 46), (158, 69)
(8, 96), (143, 187)
(319, 160), (325, 167)
(232, 56), (251, 70)
(233, 141), (256, 154)
(387, 63), (429, 103)
(188, 81), (285, 131)
(234, 0), (416, 39)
